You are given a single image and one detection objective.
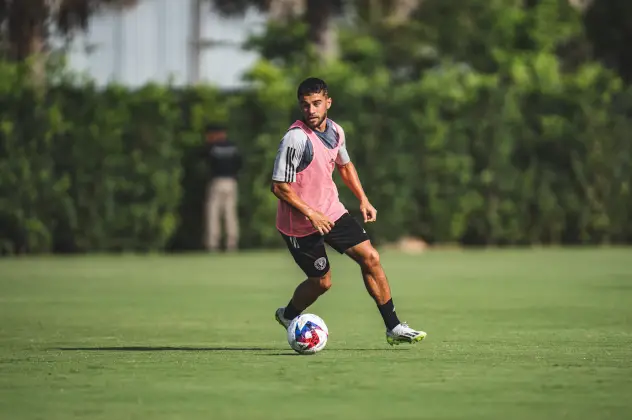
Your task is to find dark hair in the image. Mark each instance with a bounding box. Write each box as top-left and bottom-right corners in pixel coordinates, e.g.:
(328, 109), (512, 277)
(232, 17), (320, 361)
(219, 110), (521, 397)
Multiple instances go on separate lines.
(297, 77), (328, 99)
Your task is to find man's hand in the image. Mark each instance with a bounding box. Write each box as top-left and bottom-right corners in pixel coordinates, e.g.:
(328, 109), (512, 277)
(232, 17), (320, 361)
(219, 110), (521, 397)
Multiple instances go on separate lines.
(307, 210), (335, 235)
(337, 162), (376, 223)
(360, 199), (377, 223)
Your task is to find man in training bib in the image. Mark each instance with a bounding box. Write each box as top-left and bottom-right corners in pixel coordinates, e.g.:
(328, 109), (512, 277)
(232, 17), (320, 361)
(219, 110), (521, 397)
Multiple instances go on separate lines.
(270, 77), (427, 346)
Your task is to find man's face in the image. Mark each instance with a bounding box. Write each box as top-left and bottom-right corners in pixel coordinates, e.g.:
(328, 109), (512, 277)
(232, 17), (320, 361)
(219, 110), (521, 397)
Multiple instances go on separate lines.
(206, 130), (226, 143)
(299, 91), (331, 130)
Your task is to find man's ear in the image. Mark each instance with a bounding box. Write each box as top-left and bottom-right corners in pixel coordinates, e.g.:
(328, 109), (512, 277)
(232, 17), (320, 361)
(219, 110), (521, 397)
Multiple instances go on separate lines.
(327, 97), (332, 110)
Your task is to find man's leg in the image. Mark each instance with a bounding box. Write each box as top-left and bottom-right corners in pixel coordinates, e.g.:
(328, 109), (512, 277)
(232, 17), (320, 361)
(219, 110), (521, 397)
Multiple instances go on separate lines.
(325, 213), (426, 345)
(275, 232), (332, 328)
(206, 180), (222, 251)
(345, 241), (426, 344)
(224, 179), (239, 252)
(283, 271), (331, 319)
(345, 241), (391, 302)
(345, 241), (397, 322)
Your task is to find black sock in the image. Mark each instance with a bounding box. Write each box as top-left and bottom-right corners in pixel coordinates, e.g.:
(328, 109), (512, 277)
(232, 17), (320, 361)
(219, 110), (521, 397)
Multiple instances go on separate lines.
(378, 299), (401, 330)
(283, 300), (301, 320)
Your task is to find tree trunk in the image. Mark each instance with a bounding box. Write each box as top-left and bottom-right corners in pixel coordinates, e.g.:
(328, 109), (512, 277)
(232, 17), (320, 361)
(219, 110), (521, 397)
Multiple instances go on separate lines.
(267, 0), (338, 60)
(2, 0), (138, 85)
(305, 0), (337, 60)
(6, 0), (48, 85)
(7, 0), (47, 60)
(28, 26), (46, 85)
(388, 0), (421, 24)
(568, 0), (593, 12)
(269, 0), (305, 21)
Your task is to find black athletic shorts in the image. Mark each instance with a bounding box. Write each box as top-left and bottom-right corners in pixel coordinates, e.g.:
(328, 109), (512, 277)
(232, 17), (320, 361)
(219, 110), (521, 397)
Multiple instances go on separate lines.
(279, 212), (370, 278)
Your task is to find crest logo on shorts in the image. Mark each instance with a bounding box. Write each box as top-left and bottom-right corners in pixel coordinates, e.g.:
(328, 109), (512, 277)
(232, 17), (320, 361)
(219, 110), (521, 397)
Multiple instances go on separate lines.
(314, 257), (327, 271)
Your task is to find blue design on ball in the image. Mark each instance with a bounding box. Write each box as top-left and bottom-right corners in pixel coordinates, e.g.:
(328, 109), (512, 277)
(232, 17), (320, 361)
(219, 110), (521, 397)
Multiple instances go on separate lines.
(294, 321), (321, 341)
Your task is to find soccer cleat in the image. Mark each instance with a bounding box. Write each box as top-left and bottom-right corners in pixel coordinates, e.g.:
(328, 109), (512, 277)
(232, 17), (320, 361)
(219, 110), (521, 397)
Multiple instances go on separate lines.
(275, 307), (292, 330)
(386, 322), (427, 346)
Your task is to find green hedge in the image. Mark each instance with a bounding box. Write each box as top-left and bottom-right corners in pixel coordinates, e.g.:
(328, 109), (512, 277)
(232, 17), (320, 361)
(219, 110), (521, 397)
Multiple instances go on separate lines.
(0, 51), (631, 254)
(237, 53), (632, 247)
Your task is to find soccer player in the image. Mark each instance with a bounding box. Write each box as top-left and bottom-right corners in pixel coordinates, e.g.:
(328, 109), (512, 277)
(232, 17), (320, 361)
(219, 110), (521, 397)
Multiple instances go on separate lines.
(271, 77), (427, 345)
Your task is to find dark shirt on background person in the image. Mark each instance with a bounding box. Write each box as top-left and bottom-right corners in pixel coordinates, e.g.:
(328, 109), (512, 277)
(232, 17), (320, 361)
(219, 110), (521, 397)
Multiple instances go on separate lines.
(205, 133), (242, 179)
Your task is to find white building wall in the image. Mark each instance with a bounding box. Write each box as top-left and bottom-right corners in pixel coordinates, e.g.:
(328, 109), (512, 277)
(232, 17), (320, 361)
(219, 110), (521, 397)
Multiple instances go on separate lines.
(63, 0), (267, 89)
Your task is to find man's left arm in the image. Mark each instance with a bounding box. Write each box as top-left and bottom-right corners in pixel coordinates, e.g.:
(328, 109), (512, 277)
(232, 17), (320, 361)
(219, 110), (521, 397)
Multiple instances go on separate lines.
(336, 138), (377, 223)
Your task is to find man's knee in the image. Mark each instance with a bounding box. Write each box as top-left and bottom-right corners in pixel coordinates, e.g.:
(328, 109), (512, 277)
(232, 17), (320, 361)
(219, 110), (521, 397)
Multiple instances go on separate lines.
(360, 247), (381, 271)
(309, 271), (332, 293)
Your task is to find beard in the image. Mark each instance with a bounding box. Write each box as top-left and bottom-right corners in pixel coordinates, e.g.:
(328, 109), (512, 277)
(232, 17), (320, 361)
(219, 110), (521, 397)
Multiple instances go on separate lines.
(305, 114), (327, 130)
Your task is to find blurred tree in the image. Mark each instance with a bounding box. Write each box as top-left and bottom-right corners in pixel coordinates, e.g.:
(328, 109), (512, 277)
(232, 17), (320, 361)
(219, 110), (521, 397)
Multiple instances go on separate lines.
(583, 0), (632, 82)
(239, 0), (424, 70)
(353, 0), (421, 25)
(0, 0), (137, 80)
(210, 0), (344, 60)
(568, 0), (593, 11)
(522, 0), (632, 83)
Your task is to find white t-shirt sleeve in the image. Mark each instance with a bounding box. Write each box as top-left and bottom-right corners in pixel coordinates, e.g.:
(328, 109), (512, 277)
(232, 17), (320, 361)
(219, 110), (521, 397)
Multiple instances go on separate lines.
(335, 126), (351, 166)
(271, 129), (308, 183)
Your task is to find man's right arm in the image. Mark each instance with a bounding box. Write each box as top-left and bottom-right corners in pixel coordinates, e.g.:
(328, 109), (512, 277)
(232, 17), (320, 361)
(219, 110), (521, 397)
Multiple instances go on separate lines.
(270, 182), (314, 219)
(271, 182), (335, 235)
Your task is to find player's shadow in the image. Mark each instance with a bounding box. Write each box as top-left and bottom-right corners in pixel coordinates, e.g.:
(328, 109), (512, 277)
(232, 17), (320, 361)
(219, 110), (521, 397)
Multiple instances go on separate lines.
(56, 346), (401, 353)
(57, 346), (279, 352)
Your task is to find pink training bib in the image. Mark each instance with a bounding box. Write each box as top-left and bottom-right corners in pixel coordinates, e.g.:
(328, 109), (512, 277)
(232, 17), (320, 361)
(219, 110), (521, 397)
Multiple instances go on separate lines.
(276, 119), (348, 237)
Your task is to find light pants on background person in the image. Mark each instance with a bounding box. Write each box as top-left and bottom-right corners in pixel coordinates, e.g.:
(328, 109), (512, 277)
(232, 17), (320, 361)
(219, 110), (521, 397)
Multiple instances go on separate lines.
(205, 177), (239, 251)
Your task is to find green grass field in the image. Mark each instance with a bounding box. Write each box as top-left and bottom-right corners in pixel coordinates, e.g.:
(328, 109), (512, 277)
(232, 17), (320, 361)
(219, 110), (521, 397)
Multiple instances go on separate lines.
(1, 248), (631, 419)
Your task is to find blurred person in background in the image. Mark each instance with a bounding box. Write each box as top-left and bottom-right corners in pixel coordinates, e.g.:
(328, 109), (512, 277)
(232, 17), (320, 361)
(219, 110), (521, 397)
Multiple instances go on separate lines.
(204, 123), (242, 252)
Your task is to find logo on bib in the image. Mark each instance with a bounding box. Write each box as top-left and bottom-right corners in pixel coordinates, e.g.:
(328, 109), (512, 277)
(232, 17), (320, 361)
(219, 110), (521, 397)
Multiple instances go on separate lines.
(314, 257), (327, 271)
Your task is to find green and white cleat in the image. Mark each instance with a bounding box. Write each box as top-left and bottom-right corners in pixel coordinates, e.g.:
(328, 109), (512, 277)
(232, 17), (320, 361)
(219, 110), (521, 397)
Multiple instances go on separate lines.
(386, 322), (427, 346)
(275, 307), (292, 330)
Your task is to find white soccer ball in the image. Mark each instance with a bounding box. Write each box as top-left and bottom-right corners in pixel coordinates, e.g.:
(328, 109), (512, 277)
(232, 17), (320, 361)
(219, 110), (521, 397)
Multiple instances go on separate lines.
(287, 313), (329, 355)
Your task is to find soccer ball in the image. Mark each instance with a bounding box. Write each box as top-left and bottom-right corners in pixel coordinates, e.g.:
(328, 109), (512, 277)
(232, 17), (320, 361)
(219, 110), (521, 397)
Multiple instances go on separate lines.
(287, 313), (329, 355)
